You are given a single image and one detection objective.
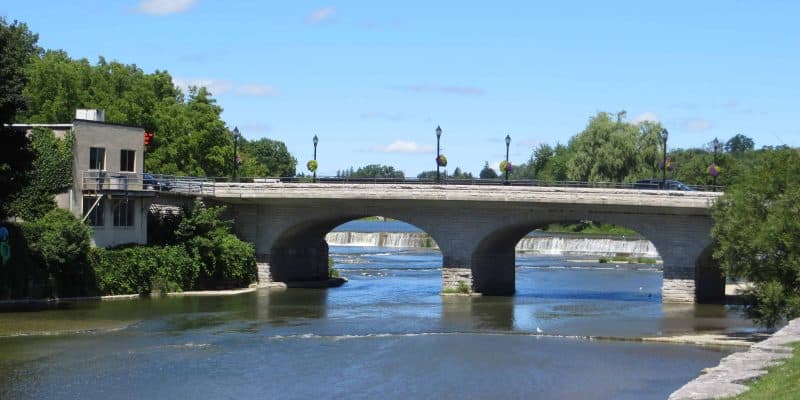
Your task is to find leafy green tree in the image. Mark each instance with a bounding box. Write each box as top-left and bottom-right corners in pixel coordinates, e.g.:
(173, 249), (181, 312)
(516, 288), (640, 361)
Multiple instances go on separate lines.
(25, 208), (91, 269)
(175, 200), (256, 287)
(9, 128), (74, 220)
(450, 167), (474, 179)
(712, 148), (800, 328)
(479, 162), (498, 179)
(342, 164), (404, 179)
(146, 87), (233, 176)
(0, 17), (39, 219)
(0, 17), (40, 121)
(240, 137), (297, 177)
(725, 134), (755, 154)
(566, 111), (662, 182)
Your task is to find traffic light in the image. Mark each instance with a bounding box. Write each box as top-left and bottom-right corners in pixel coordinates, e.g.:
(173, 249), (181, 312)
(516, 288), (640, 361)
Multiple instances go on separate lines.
(144, 131), (154, 146)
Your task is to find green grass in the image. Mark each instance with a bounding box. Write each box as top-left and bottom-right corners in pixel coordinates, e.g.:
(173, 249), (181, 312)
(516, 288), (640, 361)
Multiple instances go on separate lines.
(442, 281), (471, 294)
(598, 256), (658, 264)
(732, 342), (800, 399)
(542, 223), (639, 236)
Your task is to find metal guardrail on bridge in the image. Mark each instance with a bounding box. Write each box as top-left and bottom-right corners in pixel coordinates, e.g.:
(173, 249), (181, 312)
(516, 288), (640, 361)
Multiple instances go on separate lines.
(82, 172), (724, 197)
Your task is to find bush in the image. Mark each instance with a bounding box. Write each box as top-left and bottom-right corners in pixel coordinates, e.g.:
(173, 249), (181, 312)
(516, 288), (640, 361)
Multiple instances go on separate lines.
(176, 199), (256, 289)
(23, 209), (94, 297)
(90, 245), (198, 295)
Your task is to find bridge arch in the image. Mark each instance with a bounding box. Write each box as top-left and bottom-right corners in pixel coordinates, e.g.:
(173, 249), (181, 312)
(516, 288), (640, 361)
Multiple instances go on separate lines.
(265, 212), (447, 284)
(467, 214), (719, 302)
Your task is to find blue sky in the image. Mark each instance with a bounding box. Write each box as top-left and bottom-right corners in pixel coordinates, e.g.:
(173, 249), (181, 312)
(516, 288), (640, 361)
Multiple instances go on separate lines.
(3, 1), (798, 176)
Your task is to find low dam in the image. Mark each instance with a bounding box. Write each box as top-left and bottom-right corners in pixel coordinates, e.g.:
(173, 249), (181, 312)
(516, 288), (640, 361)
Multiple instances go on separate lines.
(325, 231), (659, 258)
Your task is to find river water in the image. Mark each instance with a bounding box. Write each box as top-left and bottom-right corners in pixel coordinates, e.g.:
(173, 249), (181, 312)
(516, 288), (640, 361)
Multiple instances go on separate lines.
(0, 222), (756, 399)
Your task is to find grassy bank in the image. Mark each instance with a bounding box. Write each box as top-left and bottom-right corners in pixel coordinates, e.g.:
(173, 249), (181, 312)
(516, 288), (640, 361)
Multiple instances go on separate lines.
(732, 342), (800, 399)
(540, 222), (639, 236)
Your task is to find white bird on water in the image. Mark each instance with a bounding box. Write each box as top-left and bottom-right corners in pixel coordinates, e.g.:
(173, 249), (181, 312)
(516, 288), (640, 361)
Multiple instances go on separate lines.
(536, 326), (543, 334)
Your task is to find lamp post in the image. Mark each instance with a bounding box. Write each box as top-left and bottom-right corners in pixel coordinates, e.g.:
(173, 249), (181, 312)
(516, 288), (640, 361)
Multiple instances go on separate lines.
(711, 137), (721, 188)
(312, 135), (319, 183)
(232, 126), (241, 181)
(504, 134), (511, 185)
(435, 126), (442, 183)
(660, 128), (669, 189)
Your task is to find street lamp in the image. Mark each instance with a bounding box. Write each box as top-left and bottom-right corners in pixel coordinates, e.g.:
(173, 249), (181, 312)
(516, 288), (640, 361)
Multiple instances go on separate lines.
(312, 135), (319, 183)
(711, 137), (722, 188)
(435, 126), (442, 183)
(504, 134), (511, 185)
(232, 126), (241, 181)
(660, 128), (669, 189)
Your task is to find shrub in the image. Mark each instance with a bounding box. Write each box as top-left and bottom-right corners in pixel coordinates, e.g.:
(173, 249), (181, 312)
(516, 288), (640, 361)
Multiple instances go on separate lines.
(90, 245), (198, 295)
(176, 199), (256, 289)
(23, 209), (94, 297)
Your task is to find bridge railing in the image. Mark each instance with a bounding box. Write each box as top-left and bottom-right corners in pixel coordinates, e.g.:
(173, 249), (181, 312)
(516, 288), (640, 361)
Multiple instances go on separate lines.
(109, 173), (724, 196)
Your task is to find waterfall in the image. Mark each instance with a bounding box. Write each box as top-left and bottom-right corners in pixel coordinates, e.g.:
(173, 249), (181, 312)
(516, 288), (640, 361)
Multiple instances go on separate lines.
(325, 232), (435, 248)
(326, 232), (658, 257)
(515, 236), (658, 257)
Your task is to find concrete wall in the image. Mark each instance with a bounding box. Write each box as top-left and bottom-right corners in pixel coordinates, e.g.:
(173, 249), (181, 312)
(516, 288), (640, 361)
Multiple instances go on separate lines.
(197, 184), (722, 303)
(72, 120), (148, 247)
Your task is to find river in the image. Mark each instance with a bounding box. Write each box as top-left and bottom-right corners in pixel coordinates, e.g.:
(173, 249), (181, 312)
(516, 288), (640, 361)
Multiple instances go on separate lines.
(0, 221), (756, 399)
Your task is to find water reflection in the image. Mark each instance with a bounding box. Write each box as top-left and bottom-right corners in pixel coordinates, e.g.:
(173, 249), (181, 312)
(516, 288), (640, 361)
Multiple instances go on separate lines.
(251, 288), (328, 324)
(441, 296), (516, 331)
(660, 303), (753, 335)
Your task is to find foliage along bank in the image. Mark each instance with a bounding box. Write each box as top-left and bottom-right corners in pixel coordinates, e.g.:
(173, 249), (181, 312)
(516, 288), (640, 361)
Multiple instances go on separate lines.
(0, 201), (257, 300)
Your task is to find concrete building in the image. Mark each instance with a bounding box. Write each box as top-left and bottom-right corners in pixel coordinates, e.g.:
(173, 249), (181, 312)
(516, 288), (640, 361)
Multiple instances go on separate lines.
(13, 109), (153, 247)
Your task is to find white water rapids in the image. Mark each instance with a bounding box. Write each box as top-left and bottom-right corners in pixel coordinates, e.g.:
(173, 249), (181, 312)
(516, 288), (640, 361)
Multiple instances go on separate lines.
(325, 232), (659, 257)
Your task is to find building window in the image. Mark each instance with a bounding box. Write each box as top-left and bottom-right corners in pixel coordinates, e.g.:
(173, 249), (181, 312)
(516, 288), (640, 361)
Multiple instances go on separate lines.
(83, 196), (104, 226)
(89, 147), (105, 170)
(120, 150), (135, 172)
(113, 200), (135, 227)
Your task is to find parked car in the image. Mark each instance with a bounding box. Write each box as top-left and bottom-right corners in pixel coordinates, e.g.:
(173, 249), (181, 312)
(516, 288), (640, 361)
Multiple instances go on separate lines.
(143, 173), (172, 191)
(634, 179), (694, 191)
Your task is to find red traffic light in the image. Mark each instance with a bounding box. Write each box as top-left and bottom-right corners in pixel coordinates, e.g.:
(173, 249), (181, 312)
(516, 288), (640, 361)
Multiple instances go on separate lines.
(144, 131), (154, 145)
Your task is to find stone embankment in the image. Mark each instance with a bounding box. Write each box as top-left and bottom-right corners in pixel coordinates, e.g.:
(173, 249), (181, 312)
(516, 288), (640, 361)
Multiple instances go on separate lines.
(669, 317), (800, 399)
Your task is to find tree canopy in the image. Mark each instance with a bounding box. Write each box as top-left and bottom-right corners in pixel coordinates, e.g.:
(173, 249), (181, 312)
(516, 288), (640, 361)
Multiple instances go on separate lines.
(16, 44), (295, 178)
(338, 164), (404, 179)
(0, 17), (39, 219)
(479, 162), (498, 179)
(712, 148), (800, 327)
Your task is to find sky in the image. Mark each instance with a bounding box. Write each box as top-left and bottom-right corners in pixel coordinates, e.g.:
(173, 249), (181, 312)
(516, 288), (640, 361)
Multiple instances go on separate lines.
(2, 1), (799, 176)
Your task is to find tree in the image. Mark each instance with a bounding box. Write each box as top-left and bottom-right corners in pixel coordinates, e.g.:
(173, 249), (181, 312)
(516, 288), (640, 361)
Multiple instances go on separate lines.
(566, 111), (662, 182)
(343, 164), (404, 179)
(176, 199), (256, 288)
(9, 128), (73, 220)
(240, 137), (297, 177)
(725, 134), (755, 154)
(712, 148), (800, 328)
(479, 162), (498, 179)
(0, 17), (39, 219)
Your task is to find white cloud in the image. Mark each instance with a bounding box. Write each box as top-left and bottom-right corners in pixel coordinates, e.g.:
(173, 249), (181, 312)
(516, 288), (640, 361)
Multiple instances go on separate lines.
(373, 140), (434, 153)
(235, 84), (276, 96)
(632, 111), (660, 124)
(685, 118), (713, 132)
(308, 7), (336, 24)
(173, 78), (276, 97)
(135, 0), (198, 16)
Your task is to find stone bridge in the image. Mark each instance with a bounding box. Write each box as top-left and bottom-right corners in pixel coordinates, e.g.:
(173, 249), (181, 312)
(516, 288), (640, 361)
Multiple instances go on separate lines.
(164, 182), (725, 303)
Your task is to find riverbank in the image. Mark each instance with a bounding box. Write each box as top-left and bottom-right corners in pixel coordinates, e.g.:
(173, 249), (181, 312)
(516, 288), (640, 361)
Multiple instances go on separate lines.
(0, 287), (259, 337)
(669, 317), (800, 399)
